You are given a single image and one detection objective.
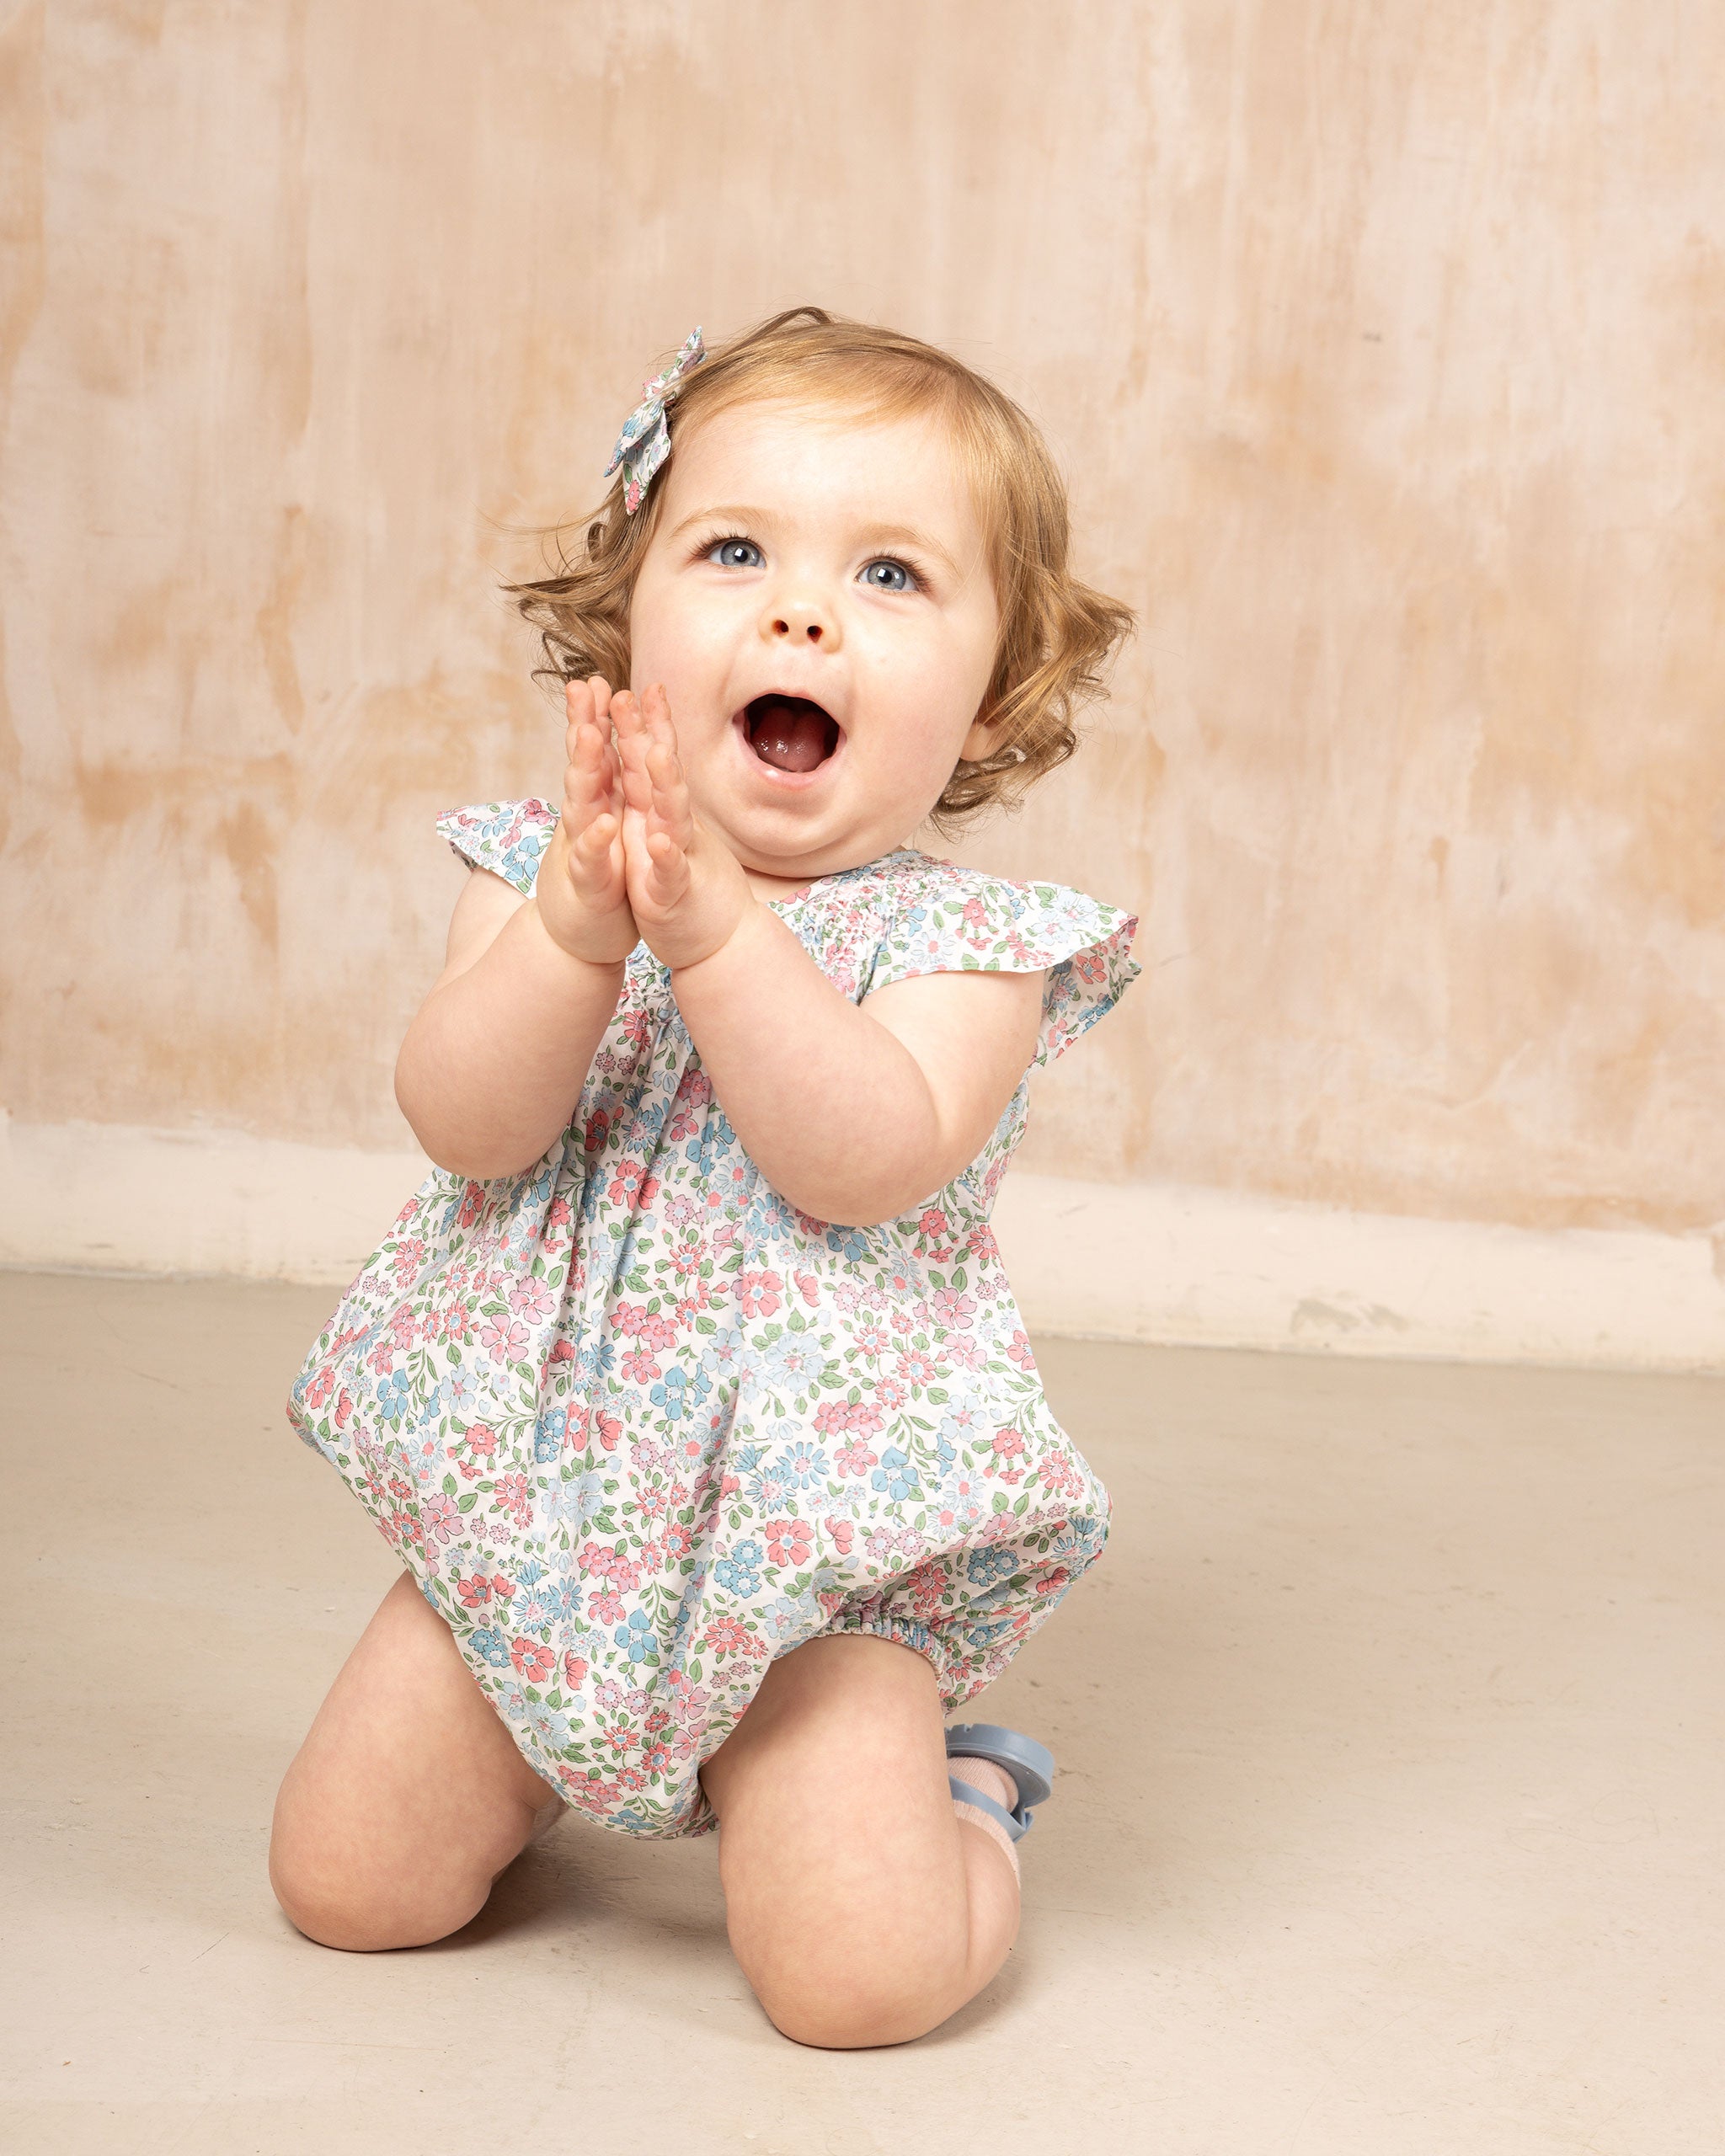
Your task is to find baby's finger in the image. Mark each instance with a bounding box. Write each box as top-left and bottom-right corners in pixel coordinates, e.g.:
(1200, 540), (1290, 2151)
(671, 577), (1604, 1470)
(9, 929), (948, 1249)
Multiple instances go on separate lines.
(563, 675), (594, 753)
(643, 826), (692, 910)
(611, 691), (654, 811)
(644, 736), (695, 855)
(601, 733), (628, 818)
(569, 807), (621, 887)
(640, 681), (678, 755)
(609, 684), (644, 739)
(563, 708), (609, 816)
(587, 674), (612, 727)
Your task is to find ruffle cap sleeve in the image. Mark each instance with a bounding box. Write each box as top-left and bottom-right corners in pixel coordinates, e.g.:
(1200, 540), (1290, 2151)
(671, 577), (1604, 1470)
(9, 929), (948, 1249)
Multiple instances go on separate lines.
(435, 797), (558, 898)
(866, 854), (1140, 1067)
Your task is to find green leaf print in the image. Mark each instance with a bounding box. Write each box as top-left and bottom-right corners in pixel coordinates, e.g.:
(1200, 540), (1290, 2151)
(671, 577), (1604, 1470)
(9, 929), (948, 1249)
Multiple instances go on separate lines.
(457, 1492), (479, 1513)
(442, 1473), (457, 1497)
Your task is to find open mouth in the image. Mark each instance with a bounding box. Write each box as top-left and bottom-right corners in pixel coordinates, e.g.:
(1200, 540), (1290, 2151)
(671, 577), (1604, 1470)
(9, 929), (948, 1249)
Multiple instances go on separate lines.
(740, 694), (841, 775)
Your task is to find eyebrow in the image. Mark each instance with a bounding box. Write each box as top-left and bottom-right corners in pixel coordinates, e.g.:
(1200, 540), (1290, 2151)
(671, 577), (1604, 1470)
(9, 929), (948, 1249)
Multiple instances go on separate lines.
(667, 504), (964, 580)
(665, 504), (776, 547)
(853, 522), (963, 579)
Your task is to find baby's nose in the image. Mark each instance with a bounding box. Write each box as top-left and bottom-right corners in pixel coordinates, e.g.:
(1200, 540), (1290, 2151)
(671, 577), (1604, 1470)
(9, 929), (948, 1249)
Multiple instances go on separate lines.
(761, 597), (839, 649)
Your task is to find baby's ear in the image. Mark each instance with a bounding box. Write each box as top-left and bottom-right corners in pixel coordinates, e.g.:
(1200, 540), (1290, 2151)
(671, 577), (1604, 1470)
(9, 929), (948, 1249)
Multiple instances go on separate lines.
(959, 710), (998, 761)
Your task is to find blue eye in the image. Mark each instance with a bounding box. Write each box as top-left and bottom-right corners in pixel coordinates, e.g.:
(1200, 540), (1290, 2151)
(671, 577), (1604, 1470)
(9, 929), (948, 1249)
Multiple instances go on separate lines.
(861, 558), (915, 592)
(707, 537), (763, 569)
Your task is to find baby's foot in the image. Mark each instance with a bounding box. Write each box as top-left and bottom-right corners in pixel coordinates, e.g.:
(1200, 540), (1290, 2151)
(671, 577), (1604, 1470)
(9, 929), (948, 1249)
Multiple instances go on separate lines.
(949, 1757), (1023, 1876)
(944, 1722), (1056, 1879)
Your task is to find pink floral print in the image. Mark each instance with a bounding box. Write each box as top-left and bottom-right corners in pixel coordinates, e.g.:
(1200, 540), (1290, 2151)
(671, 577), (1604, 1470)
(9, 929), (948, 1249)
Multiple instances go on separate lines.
(287, 798), (1139, 1838)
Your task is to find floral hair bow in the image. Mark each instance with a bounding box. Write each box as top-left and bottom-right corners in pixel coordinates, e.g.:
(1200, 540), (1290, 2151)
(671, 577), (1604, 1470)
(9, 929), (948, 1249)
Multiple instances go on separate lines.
(604, 325), (706, 514)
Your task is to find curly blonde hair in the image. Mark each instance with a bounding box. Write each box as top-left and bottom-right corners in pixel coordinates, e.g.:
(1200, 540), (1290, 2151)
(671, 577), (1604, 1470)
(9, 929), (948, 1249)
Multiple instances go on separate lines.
(510, 307), (1134, 830)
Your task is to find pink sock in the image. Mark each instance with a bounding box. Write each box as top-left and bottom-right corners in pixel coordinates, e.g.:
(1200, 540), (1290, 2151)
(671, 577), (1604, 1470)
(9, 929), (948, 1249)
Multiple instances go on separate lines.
(948, 1756), (1022, 1879)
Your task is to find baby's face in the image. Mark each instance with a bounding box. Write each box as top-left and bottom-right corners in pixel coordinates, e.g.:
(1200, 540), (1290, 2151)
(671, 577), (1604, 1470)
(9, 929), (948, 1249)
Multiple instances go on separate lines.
(627, 398), (1001, 881)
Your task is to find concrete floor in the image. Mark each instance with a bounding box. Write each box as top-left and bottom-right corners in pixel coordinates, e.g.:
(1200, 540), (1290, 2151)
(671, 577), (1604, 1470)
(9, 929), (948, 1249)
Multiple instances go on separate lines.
(1, 1273), (1719, 2155)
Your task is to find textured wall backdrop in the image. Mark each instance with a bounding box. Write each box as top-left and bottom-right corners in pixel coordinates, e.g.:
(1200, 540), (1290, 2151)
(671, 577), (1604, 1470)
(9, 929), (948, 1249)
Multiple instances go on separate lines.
(3, 2), (1722, 1305)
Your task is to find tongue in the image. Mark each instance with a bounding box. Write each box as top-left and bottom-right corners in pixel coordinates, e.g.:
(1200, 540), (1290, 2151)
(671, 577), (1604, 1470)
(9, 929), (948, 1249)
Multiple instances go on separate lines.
(750, 697), (831, 772)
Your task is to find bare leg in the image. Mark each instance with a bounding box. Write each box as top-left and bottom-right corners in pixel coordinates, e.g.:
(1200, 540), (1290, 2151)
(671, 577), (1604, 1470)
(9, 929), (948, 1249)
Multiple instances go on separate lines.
(270, 1572), (562, 1951)
(699, 1633), (1020, 2047)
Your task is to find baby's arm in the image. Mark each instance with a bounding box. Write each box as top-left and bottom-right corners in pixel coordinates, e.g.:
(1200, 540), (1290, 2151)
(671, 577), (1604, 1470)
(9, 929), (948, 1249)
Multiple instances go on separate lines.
(680, 912), (1042, 1225)
(394, 680), (637, 1180)
(611, 687), (1043, 1226)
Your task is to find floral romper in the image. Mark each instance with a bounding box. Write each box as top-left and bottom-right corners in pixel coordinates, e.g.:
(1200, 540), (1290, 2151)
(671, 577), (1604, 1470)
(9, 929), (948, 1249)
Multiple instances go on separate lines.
(288, 798), (1140, 1838)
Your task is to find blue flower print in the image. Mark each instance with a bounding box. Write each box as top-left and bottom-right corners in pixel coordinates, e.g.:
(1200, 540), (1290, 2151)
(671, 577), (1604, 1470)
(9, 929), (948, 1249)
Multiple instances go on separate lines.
(546, 1576), (583, 1623)
(772, 1440), (831, 1491)
(402, 1430), (445, 1487)
(551, 1462), (612, 1533)
(649, 1364), (712, 1424)
(441, 1365), (479, 1418)
(614, 1609), (656, 1666)
(670, 1571), (708, 1652)
(533, 1411), (566, 1464)
(700, 1331), (749, 1385)
(526, 1701), (571, 1749)
(964, 1544), (1019, 1589)
(469, 1626), (511, 1668)
(749, 1332), (829, 1399)
(745, 1466), (795, 1510)
(499, 836), (547, 890)
(765, 1595), (809, 1642)
(870, 1448), (922, 1501)
(375, 1369), (410, 1427)
(743, 1190), (787, 1241)
(713, 1539), (763, 1596)
(938, 1404), (989, 1442)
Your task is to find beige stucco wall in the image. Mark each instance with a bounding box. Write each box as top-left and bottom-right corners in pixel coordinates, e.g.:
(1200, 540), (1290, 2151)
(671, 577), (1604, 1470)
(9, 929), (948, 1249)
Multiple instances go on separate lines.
(3, 0), (1722, 1248)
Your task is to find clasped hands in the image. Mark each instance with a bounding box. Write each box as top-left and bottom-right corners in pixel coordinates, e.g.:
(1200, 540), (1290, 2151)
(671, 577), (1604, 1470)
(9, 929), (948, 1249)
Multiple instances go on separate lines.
(534, 676), (758, 973)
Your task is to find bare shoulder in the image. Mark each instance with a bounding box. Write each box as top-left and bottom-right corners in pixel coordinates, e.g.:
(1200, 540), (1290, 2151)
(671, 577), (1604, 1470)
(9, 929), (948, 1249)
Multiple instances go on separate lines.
(432, 866), (526, 990)
(862, 963), (1044, 1071)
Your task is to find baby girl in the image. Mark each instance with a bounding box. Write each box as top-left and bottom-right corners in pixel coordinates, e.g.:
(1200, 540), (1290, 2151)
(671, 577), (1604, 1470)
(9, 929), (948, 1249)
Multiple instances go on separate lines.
(275, 307), (1138, 2047)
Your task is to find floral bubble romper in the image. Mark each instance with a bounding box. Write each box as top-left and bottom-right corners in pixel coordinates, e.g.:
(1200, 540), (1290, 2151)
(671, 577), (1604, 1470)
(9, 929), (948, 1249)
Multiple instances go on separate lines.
(288, 798), (1139, 1838)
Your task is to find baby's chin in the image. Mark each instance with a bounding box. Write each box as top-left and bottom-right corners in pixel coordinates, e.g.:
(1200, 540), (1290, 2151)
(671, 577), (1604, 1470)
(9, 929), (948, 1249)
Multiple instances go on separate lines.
(704, 797), (921, 885)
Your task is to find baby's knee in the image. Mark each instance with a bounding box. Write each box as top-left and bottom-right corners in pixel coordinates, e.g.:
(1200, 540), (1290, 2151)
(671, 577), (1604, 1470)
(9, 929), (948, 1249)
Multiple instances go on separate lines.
(268, 1812), (486, 1953)
(759, 1961), (968, 2049)
(744, 1917), (972, 2049)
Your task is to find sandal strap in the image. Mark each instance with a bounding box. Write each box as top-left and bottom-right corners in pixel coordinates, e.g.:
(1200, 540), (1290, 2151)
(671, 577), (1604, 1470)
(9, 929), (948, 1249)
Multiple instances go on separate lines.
(943, 1721), (1055, 1811)
(948, 1775), (1033, 1842)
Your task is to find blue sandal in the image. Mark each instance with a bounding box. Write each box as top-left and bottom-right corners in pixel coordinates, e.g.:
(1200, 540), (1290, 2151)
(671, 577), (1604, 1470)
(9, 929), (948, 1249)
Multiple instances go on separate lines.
(945, 1721), (1055, 1843)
